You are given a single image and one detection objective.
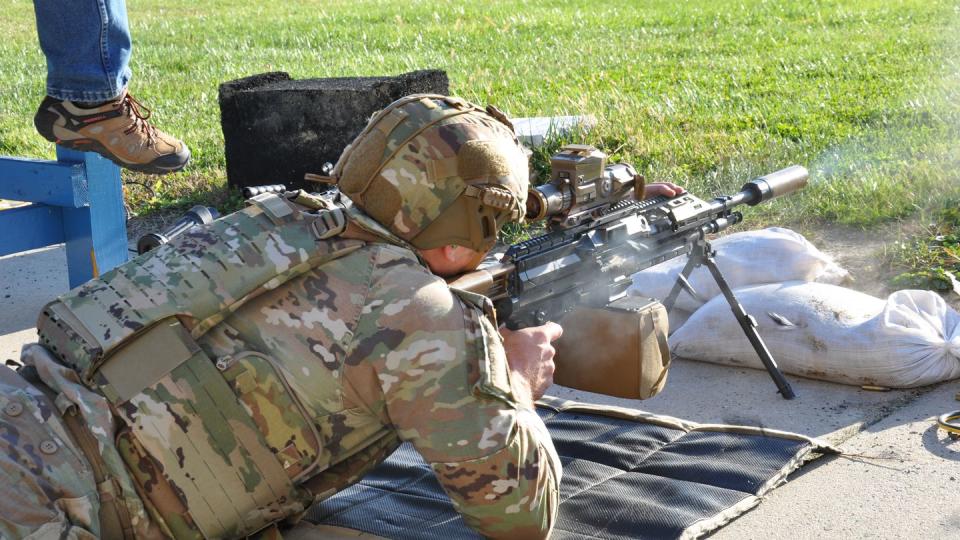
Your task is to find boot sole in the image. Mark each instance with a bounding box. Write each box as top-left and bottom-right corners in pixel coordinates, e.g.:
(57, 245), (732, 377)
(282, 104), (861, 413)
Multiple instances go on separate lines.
(35, 107), (191, 175)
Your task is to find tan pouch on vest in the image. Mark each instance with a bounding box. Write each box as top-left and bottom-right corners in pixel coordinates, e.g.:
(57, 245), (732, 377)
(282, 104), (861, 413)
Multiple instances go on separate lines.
(553, 296), (671, 399)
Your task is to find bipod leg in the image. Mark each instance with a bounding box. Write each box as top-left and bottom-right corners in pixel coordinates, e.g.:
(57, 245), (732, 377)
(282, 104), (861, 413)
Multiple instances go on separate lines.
(701, 254), (796, 399)
(662, 251), (701, 313)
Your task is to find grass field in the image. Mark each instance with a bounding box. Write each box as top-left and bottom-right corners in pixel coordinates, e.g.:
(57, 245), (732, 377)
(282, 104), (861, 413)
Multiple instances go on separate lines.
(1, 0), (958, 228)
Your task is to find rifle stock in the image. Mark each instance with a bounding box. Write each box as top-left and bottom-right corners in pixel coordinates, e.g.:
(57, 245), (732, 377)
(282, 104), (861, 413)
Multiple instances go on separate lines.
(447, 262), (513, 301)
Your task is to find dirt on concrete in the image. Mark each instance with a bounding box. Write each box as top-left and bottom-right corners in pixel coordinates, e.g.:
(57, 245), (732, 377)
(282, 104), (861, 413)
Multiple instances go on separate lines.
(799, 218), (960, 310)
(802, 221), (903, 298)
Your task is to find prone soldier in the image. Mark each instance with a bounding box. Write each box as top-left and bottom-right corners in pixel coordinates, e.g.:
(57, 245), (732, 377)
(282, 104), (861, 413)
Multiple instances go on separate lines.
(0, 94), (684, 539)
(1, 94), (562, 540)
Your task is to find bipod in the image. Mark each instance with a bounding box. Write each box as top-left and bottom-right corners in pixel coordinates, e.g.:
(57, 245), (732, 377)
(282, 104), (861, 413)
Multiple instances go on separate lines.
(662, 234), (796, 399)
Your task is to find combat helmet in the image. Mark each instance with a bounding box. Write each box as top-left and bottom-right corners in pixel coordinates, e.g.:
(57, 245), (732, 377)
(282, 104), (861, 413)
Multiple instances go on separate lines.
(331, 94), (529, 252)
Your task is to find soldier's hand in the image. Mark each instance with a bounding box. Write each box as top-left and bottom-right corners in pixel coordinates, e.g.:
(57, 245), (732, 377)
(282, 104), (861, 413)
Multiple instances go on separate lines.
(500, 322), (563, 403)
(644, 182), (686, 199)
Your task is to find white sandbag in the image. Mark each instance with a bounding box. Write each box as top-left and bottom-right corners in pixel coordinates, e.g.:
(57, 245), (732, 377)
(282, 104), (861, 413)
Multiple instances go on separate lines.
(628, 227), (850, 314)
(670, 282), (960, 388)
(667, 307), (693, 333)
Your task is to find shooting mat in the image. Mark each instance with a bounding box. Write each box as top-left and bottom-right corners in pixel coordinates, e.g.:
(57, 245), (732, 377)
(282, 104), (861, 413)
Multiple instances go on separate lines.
(302, 397), (834, 540)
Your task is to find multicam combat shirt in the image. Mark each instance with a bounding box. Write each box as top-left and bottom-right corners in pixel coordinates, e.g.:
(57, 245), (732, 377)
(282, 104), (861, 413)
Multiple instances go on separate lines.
(204, 241), (561, 538)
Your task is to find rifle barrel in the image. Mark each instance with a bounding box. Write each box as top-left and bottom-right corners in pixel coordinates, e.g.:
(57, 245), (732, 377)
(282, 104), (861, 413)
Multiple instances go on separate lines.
(136, 206), (219, 255)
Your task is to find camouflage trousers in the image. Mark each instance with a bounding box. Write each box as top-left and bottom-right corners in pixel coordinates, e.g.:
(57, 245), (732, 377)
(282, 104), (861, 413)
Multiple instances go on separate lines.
(0, 362), (101, 539)
(0, 345), (161, 540)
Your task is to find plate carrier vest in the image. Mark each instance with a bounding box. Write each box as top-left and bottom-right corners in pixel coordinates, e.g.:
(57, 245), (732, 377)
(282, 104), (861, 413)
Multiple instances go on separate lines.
(36, 192), (366, 538)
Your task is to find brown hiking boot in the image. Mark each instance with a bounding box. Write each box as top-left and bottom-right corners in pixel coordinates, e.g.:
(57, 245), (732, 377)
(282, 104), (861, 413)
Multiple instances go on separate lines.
(34, 91), (190, 174)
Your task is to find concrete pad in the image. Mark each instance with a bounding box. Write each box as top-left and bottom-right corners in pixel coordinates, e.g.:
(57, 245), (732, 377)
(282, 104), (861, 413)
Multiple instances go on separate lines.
(714, 381), (960, 539)
(512, 115), (598, 148)
(549, 358), (933, 444)
(0, 245), (69, 363)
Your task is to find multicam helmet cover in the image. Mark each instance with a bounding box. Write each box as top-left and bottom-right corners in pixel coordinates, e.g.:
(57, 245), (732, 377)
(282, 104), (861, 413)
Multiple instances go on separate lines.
(332, 94), (529, 252)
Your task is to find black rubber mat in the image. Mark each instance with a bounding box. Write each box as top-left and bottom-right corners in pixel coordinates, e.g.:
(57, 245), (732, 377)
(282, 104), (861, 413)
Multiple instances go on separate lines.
(306, 401), (827, 539)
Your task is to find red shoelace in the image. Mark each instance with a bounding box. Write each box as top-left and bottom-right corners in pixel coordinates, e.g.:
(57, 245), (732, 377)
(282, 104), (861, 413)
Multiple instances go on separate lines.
(120, 92), (159, 144)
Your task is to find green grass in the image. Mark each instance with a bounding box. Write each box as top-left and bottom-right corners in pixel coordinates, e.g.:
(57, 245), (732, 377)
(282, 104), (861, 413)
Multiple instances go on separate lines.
(887, 202), (960, 291)
(1, 0), (958, 226)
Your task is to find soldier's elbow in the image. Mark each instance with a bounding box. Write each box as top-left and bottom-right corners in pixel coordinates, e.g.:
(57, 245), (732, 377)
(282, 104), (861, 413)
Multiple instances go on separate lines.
(476, 475), (559, 539)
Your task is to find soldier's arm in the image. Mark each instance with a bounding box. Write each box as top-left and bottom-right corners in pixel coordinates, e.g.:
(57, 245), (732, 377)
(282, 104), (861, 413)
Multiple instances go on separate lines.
(430, 406), (560, 539)
(344, 252), (561, 538)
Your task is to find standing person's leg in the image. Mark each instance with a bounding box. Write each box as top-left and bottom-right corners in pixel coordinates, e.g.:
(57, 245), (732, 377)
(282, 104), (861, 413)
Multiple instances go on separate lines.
(32, 0), (190, 175)
(34, 0), (132, 103)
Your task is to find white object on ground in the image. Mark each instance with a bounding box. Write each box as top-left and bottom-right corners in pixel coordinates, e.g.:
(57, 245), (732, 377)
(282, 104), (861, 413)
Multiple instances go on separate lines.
(666, 308), (693, 335)
(512, 116), (597, 148)
(628, 227), (850, 315)
(670, 281), (960, 388)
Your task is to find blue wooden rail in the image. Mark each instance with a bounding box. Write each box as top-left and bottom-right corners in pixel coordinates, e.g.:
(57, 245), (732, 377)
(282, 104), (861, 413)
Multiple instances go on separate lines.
(0, 148), (128, 288)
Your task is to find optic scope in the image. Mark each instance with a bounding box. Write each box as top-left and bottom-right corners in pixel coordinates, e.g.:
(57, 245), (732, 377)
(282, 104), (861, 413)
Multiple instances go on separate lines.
(525, 145), (642, 222)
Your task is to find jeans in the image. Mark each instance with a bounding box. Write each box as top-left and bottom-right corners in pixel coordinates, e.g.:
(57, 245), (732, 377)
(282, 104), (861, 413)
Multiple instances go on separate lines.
(33, 0), (132, 102)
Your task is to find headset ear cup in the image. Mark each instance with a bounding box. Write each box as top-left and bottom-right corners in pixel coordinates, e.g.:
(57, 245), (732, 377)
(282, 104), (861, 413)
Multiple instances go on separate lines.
(411, 196), (476, 251)
(407, 185), (522, 251)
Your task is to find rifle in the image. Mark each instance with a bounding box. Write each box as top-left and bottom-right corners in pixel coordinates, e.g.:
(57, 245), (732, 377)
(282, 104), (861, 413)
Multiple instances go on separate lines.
(134, 185), (289, 255)
(448, 144), (808, 399)
(136, 205), (220, 255)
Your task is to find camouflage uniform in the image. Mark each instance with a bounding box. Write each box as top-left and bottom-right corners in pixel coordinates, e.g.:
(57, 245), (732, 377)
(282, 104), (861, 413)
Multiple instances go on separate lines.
(210, 238), (561, 538)
(1, 345), (164, 539)
(1, 230), (560, 540)
(1, 95), (560, 539)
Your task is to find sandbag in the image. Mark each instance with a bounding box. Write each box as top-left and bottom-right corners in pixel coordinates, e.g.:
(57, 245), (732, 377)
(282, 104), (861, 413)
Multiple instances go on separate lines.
(628, 227), (850, 314)
(670, 282), (960, 388)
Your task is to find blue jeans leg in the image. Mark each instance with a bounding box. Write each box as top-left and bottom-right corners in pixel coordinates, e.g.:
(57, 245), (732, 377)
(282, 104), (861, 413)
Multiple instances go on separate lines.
(33, 0), (133, 102)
